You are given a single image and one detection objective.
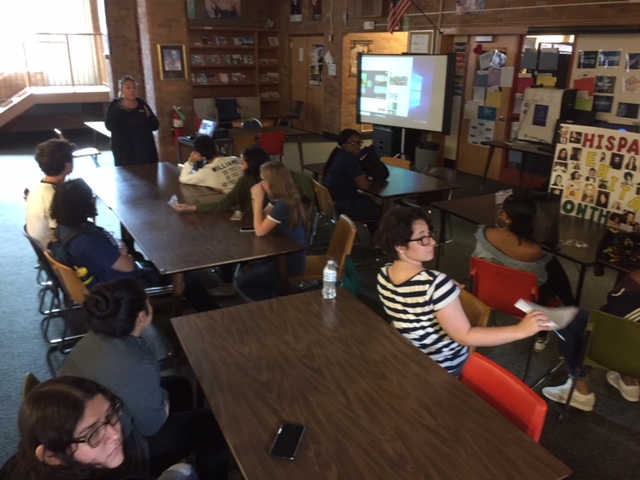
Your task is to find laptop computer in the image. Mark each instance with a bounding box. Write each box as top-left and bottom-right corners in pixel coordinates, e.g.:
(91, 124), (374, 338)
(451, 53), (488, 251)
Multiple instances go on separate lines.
(197, 118), (217, 137)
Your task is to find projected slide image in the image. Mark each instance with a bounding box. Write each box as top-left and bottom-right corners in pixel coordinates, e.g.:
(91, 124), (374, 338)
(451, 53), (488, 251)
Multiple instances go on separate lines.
(390, 76), (408, 86)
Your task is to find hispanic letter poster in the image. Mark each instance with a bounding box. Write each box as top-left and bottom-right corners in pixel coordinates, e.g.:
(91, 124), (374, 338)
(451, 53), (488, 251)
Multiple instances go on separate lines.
(551, 124), (640, 231)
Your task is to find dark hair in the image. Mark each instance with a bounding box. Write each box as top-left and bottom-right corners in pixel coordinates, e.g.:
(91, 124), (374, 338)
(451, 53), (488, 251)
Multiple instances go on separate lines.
(50, 179), (97, 226)
(84, 279), (148, 337)
(194, 135), (217, 160)
(323, 129), (362, 177)
(625, 171), (633, 180)
(242, 146), (270, 181)
(374, 207), (433, 258)
(16, 376), (126, 479)
(502, 193), (536, 242)
(118, 76), (137, 97)
(35, 139), (75, 176)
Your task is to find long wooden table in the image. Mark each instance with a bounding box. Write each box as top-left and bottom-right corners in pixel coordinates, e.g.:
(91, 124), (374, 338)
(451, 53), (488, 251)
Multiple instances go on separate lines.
(303, 162), (459, 213)
(430, 194), (609, 304)
(83, 162), (304, 313)
(172, 288), (571, 480)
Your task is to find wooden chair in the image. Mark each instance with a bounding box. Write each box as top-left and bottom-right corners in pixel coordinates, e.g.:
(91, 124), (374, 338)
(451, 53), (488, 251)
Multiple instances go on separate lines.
(470, 257), (540, 382)
(232, 134), (256, 156)
(560, 310), (640, 419)
(54, 128), (101, 167)
(259, 131), (286, 161)
(381, 156), (411, 170)
(460, 352), (548, 442)
(276, 100), (305, 130)
(458, 290), (491, 353)
(290, 214), (357, 289)
(309, 179), (338, 247)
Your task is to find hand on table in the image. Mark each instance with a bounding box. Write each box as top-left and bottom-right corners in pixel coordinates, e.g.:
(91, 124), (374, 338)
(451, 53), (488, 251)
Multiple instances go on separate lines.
(172, 203), (197, 213)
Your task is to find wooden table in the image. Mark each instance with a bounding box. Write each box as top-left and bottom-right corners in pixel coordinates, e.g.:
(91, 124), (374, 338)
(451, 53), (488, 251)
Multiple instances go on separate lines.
(304, 162), (460, 213)
(479, 140), (555, 194)
(430, 194), (609, 304)
(172, 289), (572, 480)
(83, 162), (304, 313)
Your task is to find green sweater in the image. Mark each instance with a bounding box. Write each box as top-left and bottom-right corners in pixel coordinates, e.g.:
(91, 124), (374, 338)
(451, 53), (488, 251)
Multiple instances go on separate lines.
(196, 175), (257, 214)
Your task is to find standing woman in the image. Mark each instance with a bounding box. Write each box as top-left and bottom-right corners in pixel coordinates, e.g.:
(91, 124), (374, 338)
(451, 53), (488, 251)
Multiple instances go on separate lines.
(106, 76), (159, 167)
(234, 161), (306, 302)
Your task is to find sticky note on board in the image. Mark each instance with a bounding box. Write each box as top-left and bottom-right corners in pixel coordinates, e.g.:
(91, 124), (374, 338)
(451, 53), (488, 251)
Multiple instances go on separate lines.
(486, 91), (501, 108)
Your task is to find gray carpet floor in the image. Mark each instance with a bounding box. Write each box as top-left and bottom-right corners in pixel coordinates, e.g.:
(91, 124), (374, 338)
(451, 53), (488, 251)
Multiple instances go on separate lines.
(1, 129), (639, 478)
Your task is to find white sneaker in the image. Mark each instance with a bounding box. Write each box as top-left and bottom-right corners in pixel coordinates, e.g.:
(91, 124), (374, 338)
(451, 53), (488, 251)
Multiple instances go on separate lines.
(606, 371), (640, 402)
(542, 378), (596, 412)
(534, 333), (549, 352)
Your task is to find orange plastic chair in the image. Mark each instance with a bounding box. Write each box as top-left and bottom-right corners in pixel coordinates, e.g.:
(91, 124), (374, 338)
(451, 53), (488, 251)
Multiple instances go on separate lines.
(460, 352), (548, 442)
(259, 131), (285, 161)
(469, 257), (539, 381)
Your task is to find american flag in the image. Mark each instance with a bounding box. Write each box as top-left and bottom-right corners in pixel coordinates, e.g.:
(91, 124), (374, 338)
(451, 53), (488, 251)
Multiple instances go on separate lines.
(388, 0), (412, 33)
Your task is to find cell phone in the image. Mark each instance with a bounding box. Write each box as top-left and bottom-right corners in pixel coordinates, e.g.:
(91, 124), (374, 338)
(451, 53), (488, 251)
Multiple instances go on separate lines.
(270, 423), (305, 460)
(239, 226), (255, 233)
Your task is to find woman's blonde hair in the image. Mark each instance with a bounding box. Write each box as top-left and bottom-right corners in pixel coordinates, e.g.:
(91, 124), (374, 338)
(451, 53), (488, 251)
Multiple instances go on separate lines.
(260, 161), (305, 228)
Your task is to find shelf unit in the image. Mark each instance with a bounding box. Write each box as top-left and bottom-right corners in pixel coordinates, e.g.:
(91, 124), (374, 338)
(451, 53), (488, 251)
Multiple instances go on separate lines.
(188, 26), (281, 118)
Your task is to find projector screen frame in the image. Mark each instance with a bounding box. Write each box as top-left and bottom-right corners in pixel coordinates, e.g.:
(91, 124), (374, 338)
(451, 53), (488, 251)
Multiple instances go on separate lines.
(356, 52), (455, 135)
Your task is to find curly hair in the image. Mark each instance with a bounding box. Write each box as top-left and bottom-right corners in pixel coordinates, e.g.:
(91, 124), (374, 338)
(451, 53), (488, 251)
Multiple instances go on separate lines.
(49, 179), (97, 226)
(374, 207), (434, 258)
(34, 139), (75, 176)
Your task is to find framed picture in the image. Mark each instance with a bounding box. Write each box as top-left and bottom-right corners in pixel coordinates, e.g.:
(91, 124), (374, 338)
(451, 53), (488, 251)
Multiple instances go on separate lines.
(408, 31), (434, 54)
(158, 45), (187, 80)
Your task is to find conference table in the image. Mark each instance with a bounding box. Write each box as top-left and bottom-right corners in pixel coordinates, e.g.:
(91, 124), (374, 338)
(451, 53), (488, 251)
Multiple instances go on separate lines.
(83, 162), (304, 313)
(171, 288), (572, 480)
(303, 162), (460, 213)
(430, 194), (609, 304)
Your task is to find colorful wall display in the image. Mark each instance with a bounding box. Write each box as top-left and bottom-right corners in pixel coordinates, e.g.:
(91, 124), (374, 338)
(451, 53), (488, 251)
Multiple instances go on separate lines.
(551, 124), (640, 231)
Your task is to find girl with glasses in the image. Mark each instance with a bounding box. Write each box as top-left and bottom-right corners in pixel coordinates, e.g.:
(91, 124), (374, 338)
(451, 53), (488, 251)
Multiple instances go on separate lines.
(375, 207), (551, 377)
(0, 376), (196, 479)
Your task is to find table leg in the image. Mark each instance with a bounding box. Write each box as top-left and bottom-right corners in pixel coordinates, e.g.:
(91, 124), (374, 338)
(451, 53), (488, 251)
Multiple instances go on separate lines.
(479, 146), (496, 194)
(277, 255), (290, 295)
(297, 135), (304, 171)
(177, 142), (184, 164)
(436, 209), (447, 269)
(574, 264), (587, 305)
(172, 272), (185, 316)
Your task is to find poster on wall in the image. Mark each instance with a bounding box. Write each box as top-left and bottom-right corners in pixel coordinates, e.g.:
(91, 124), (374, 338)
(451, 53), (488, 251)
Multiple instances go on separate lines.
(205, 0), (240, 19)
(311, 0), (322, 20)
(291, 0), (302, 22)
(550, 124), (640, 230)
(310, 44), (323, 85)
(349, 41), (372, 77)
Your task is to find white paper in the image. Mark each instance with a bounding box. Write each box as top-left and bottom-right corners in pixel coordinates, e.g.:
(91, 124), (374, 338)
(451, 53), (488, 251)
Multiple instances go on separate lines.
(324, 51), (333, 65)
(463, 100), (482, 120)
(473, 87), (486, 102)
(328, 63), (337, 76)
(514, 299), (578, 330)
(500, 66), (514, 88)
(479, 51), (493, 70)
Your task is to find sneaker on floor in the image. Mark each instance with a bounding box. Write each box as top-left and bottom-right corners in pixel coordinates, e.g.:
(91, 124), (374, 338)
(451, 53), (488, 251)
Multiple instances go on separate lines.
(207, 284), (236, 297)
(606, 371), (640, 402)
(542, 378), (596, 412)
(534, 333), (550, 352)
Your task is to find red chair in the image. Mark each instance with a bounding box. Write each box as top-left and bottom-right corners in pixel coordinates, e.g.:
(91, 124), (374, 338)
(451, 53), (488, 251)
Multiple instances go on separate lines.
(259, 131), (285, 161)
(460, 352), (548, 442)
(470, 257), (539, 381)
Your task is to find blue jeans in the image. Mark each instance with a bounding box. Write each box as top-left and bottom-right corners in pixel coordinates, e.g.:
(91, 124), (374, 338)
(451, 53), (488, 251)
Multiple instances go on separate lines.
(558, 309), (590, 379)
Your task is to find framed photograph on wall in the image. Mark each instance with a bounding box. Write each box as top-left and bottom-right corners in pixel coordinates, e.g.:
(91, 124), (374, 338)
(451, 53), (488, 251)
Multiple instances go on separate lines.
(408, 31), (434, 54)
(158, 45), (187, 80)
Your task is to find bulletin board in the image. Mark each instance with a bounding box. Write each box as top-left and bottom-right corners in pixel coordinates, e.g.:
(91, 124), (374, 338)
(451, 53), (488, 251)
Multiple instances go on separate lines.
(571, 34), (640, 126)
(550, 123), (640, 230)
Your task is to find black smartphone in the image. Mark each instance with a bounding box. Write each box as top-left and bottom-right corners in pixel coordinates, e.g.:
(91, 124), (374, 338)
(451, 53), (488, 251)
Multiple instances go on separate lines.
(239, 226), (255, 233)
(269, 423), (305, 460)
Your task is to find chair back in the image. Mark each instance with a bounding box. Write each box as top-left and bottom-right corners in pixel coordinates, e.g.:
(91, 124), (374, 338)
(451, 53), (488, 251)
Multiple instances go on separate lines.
(423, 166), (457, 202)
(583, 310), (640, 378)
(44, 250), (90, 306)
(291, 171), (315, 201)
(327, 215), (358, 280)
(215, 98), (242, 123)
(291, 100), (304, 117)
(470, 257), (538, 318)
(232, 135), (256, 156)
(259, 131), (285, 158)
(381, 156), (411, 170)
(460, 352), (548, 442)
(458, 290), (491, 352)
(312, 179), (337, 223)
(23, 225), (56, 285)
(242, 118), (263, 130)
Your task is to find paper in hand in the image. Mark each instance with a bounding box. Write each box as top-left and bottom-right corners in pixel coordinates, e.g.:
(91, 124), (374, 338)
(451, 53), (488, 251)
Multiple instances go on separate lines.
(514, 299), (578, 330)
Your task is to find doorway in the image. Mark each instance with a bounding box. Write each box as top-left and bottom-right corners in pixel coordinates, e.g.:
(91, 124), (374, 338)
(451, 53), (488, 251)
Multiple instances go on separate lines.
(289, 36), (325, 134)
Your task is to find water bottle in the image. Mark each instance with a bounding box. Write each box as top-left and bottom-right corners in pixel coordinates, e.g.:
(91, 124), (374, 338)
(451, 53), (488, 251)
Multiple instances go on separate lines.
(75, 267), (94, 286)
(322, 260), (338, 299)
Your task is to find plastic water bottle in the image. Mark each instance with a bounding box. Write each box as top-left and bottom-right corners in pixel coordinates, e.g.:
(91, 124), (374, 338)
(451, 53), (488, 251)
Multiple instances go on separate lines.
(322, 260), (338, 299)
(75, 267), (94, 286)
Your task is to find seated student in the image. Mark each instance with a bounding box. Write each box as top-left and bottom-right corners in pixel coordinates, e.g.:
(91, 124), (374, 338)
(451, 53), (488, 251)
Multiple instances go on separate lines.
(0, 376), (198, 480)
(25, 139), (74, 247)
(172, 146), (269, 216)
(375, 207), (551, 377)
(542, 270), (640, 411)
(59, 279), (228, 478)
(234, 161), (306, 302)
(323, 128), (382, 234)
(472, 193), (575, 351)
(50, 178), (217, 311)
(179, 135), (243, 194)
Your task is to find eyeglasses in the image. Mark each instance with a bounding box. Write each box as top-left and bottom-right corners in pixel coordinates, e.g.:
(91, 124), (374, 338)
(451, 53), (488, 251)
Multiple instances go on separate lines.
(347, 140), (364, 146)
(71, 402), (122, 449)
(408, 233), (436, 246)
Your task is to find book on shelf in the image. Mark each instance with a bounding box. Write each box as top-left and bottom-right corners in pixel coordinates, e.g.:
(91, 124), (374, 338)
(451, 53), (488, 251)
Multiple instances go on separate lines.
(242, 55), (254, 65)
(259, 58), (269, 65)
(233, 37), (243, 46)
(206, 54), (221, 64)
(191, 54), (206, 65)
(260, 91), (280, 99)
(266, 72), (279, 82)
(268, 58), (278, 65)
(215, 36), (227, 46)
(268, 37), (279, 47)
(241, 36), (255, 46)
(201, 35), (212, 45)
(223, 55), (233, 64)
(194, 73), (209, 84)
(218, 73), (230, 83)
(231, 72), (246, 83)
(231, 54), (243, 64)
